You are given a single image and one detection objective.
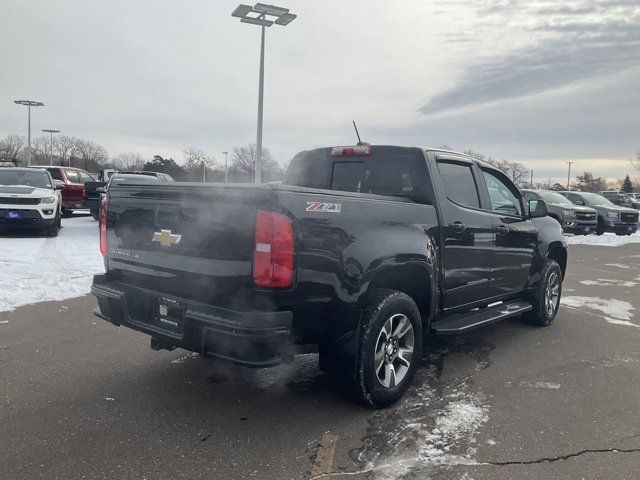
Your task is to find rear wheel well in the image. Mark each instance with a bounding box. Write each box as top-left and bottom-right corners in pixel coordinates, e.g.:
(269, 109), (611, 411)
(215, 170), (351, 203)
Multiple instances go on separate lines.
(547, 246), (567, 279)
(367, 265), (431, 320)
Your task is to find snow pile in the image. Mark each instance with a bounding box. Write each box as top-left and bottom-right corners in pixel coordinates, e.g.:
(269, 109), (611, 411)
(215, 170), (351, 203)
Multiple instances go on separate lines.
(565, 231), (640, 246)
(0, 216), (104, 312)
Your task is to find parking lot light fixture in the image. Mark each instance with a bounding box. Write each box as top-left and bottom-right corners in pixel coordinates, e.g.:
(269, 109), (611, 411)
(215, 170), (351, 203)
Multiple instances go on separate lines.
(231, 3), (296, 184)
(14, 100), (45, 167)
(42, 129), (61, 166)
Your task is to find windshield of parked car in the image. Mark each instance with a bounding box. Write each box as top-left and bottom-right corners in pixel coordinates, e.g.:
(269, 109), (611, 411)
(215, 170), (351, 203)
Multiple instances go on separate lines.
(0, 170), (52, 189)
(539, 191), (574, 205)
(578, 192), (615, 207)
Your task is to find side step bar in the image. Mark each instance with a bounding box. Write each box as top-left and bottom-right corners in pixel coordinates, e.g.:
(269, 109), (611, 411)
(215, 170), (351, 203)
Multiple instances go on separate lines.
(432, 299), (532, 335)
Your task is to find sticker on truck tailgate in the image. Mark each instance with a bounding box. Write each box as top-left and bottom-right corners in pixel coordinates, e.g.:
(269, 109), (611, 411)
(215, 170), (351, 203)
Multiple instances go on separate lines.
(306, 202), (342, 213)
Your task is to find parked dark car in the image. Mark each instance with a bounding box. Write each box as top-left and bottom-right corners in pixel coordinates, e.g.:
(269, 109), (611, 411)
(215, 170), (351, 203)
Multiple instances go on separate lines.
(600, 191), (640, 210)
(92, 145), (567, 407)
(521, 189), (597, 235)
(560, 191), (639, 235)
(84, 171), (173, 220)
(31, 166), (96, 217)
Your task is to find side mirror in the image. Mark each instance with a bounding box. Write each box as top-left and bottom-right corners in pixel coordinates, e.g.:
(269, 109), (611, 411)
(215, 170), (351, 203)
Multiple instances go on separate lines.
(575, 199), (585, 206)
(529, 199), (548, 218)
(95, 187), (106, 194)
(54, 184), (64, 191)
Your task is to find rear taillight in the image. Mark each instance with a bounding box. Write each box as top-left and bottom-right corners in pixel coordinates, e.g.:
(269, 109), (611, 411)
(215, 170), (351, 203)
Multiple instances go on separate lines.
(99, 200), (108, 256)
(82, 186), (87, 199)
(253, 210), (294, 288)
(331, 145), (372, 157)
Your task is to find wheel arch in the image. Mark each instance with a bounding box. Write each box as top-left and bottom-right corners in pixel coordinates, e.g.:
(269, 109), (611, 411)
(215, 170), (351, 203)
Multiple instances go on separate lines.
(546, 243), (567, 279)
(363, 263), (434, 326)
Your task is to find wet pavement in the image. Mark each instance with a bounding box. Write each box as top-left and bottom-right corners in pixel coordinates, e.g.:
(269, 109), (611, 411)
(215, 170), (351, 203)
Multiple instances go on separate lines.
(1, 244), (639, 479)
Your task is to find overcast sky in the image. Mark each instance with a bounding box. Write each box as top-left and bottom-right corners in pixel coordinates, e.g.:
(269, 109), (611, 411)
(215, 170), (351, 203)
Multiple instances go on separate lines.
(2, 0), (639, 181)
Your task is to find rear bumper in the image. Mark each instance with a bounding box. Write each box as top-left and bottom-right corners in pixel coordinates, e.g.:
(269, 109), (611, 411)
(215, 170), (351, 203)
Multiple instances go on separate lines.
(91, 274), (293, 367)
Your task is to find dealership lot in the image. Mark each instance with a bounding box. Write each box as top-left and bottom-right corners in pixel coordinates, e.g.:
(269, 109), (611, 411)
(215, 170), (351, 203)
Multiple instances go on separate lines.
(1, 222), (639, 479)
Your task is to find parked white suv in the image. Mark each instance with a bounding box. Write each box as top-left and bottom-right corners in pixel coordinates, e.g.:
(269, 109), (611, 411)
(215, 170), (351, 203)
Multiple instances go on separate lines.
(0, 167), (63, 236)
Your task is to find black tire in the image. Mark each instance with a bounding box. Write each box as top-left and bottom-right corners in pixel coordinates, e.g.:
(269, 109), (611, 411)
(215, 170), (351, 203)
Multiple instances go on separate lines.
(46, 212), (60, 237)
(61, 208), (72, 218)
(353, 289), (423, 408)
(90, 209), (100, 221)
(595, 219), (605, 236)
(525, 259), (562, 327)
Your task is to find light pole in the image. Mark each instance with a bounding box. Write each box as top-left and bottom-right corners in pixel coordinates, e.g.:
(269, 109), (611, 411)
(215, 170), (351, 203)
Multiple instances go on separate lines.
(566, 161), (574, 190)
(223, 151), (229, 183)
(14, 99), (44, 166)
(42, 129), (60, 166)
(232, 3), (296, 184)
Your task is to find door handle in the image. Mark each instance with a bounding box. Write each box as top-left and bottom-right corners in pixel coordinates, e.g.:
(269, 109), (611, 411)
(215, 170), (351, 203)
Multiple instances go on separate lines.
(496, 225), (510, 235)
(449, 221), (466, 233)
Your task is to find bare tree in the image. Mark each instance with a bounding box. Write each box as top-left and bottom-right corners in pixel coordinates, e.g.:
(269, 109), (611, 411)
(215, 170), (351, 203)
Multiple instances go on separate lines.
(0, 134), (26, 163)
(230, 144), (283, 182)
(183, 148), (218, 181)
(182, 148), (211, 169)
(114, 152), (145, 170)
(30, 136), (52, 165)
(74, 138), (108, 171)
(54, 135), (77, 166)
(575, 172), (606, 192)
(631, 151), (640, 172)
(464, 150), (530, 187)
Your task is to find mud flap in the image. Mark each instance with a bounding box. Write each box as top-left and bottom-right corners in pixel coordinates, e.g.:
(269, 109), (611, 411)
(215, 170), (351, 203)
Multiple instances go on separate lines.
(318, 328), (360, 381)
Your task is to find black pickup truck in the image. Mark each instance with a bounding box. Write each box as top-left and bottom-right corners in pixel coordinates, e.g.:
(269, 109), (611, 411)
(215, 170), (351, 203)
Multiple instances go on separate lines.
(92, 145), (567, 407)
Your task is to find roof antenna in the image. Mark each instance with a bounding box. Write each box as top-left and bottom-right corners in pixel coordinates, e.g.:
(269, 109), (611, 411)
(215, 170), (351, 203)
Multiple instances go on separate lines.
(352, 120), (370, 146)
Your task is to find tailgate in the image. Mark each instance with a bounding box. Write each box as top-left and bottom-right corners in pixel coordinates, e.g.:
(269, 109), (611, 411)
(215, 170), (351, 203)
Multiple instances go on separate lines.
(105, 183), (269, 306)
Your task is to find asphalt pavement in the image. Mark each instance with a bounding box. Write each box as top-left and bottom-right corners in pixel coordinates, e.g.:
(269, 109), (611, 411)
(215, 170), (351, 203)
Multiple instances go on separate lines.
(1, 244), (639, 480)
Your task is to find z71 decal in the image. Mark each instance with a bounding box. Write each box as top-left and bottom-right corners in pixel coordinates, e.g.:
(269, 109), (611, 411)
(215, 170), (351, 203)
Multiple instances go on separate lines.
(306, 202), (342, 213)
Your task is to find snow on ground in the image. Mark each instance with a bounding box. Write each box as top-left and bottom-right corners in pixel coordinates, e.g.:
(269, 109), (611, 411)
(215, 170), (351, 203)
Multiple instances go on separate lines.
(565, 231), (640, 246)
(0, 216), (104, 312)
(562, 296), (638, 328)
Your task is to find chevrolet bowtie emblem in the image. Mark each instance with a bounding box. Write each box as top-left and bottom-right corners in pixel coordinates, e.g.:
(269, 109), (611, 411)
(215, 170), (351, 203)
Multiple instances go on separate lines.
(152, 229), (182, 247)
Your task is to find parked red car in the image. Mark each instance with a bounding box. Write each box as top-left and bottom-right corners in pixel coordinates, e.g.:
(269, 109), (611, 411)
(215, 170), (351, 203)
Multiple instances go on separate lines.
(30, 166), (96, 216)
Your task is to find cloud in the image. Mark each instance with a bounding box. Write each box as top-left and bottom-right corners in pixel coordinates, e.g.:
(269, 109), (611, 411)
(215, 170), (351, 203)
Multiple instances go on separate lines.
(420, 0), (640, 114)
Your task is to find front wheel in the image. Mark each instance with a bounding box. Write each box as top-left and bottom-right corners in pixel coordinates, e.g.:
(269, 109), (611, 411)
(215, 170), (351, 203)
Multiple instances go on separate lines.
(46, 212), (60, 237)
(90, 209), (100, 221)
(525, 259), (562, 327)
(354, 289), (423, 408)
(596, 220), (605, 236)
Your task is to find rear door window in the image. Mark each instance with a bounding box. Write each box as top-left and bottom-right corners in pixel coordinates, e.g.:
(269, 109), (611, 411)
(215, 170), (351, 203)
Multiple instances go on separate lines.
(436, 161), (480, 208)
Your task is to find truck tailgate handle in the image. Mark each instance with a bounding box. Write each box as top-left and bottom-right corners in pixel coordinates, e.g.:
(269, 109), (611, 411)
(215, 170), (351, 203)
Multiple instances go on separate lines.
(496, 225), (510, 235)
(449, 222), (466, 233)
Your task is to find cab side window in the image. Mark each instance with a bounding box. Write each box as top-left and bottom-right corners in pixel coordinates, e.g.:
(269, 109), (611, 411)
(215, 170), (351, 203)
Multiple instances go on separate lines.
(65, 170), (81, 184)
(437, 160), (480, 208)
(481, 169), (522, 216)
